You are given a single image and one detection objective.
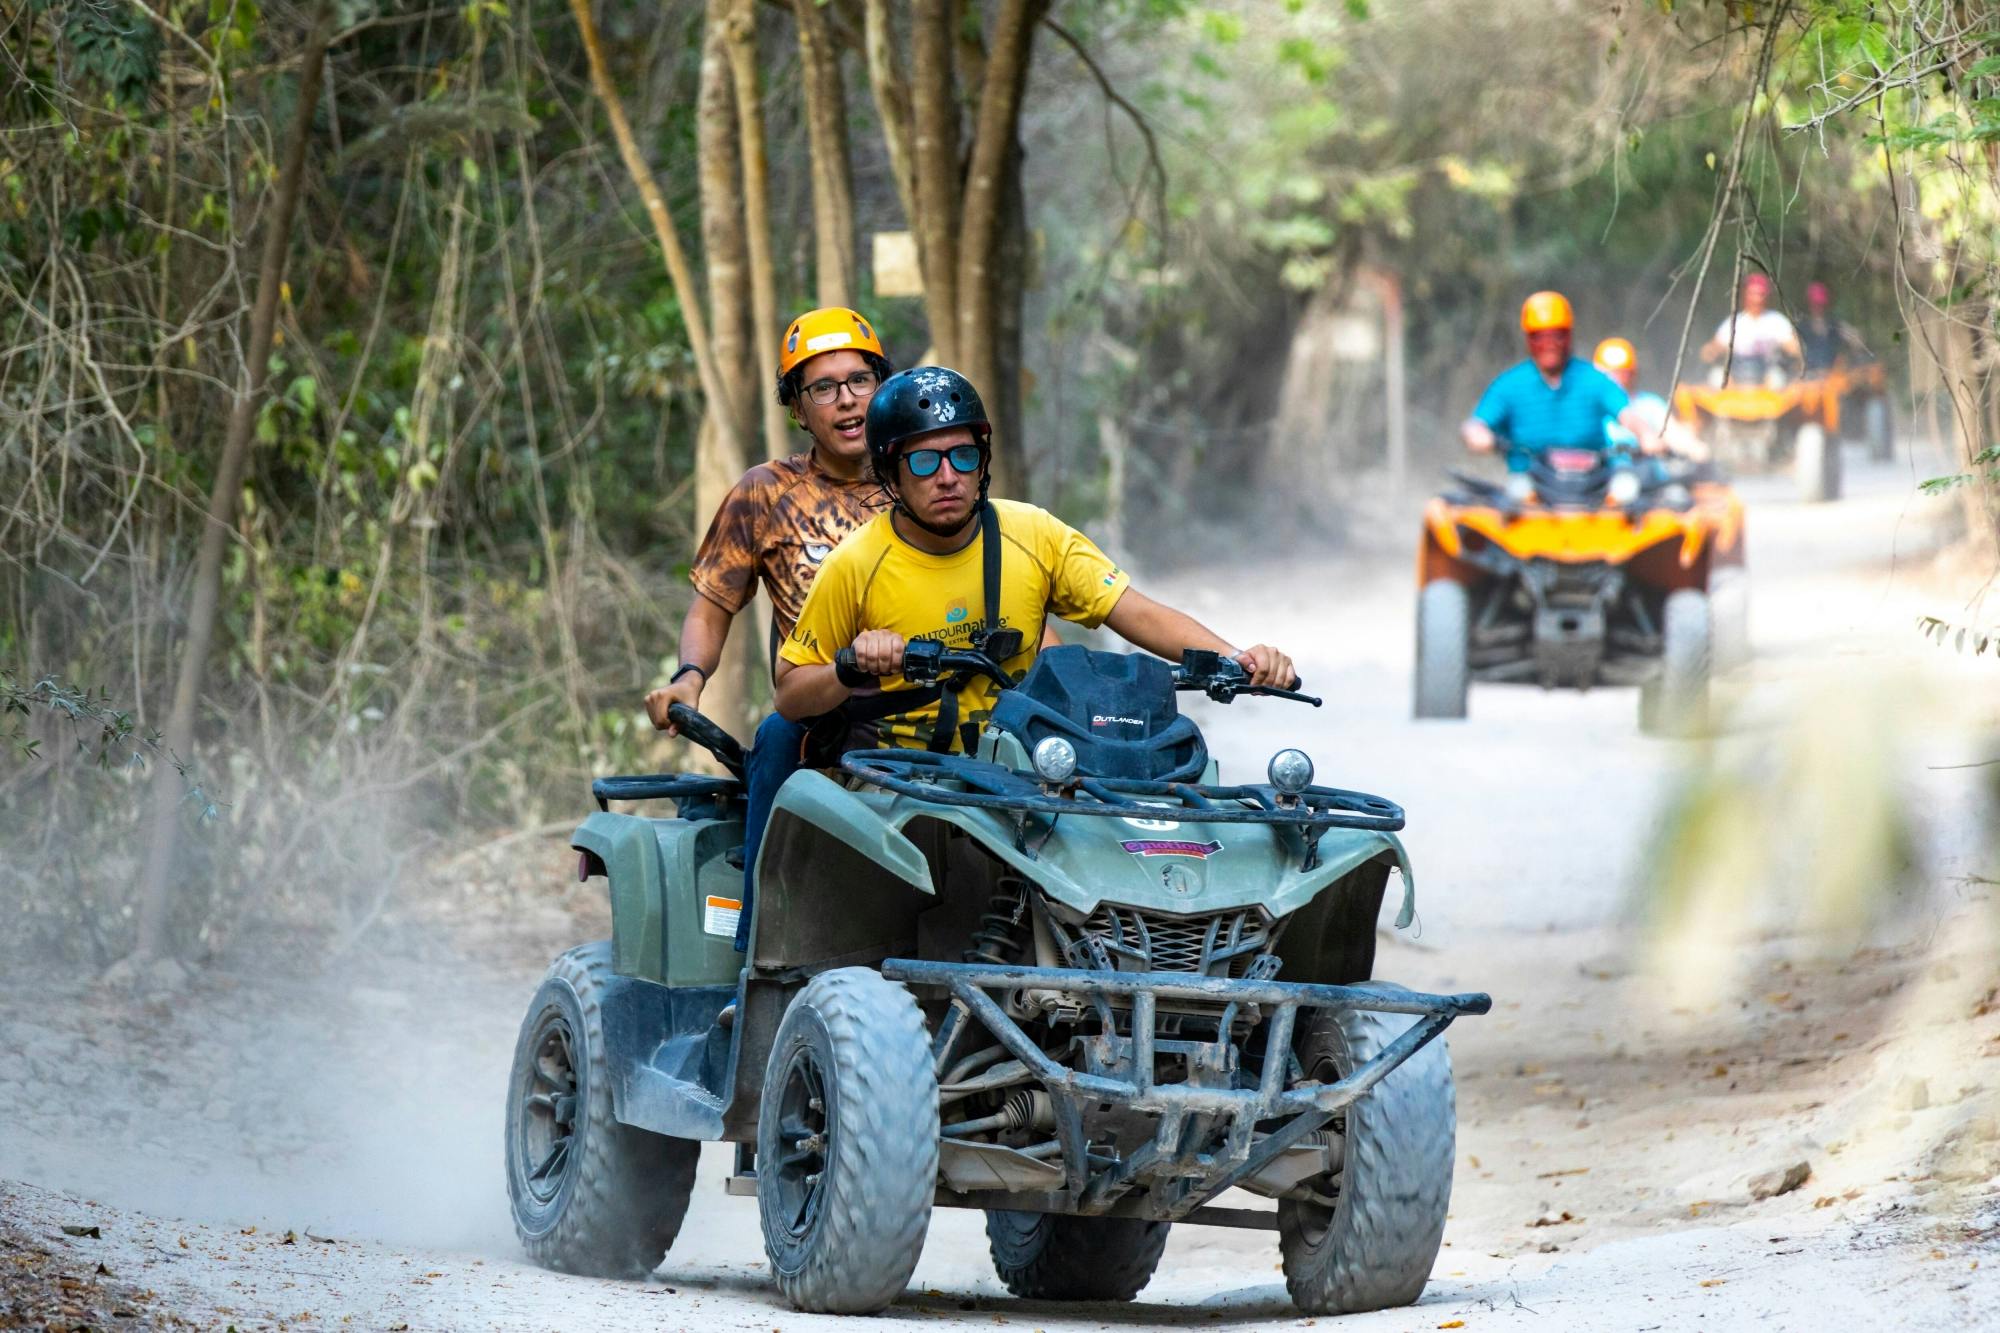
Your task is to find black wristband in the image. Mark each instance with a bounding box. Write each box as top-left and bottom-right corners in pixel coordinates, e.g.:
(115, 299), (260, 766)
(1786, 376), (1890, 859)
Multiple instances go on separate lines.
(670, 662), (708, 685)
(835, 659), (876, 689)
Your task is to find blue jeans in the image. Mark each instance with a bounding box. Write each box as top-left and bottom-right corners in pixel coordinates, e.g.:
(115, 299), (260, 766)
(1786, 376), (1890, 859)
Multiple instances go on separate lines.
(737, 711), (808, 952)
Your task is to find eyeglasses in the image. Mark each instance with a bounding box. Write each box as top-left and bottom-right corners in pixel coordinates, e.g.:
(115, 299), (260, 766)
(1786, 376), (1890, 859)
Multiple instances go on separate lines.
(802, 369), (882, 405)
(901, 443), (987, 478)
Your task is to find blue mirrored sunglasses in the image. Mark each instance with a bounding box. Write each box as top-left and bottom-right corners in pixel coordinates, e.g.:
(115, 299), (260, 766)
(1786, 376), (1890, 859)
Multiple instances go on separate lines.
(901, 443), (987, 478)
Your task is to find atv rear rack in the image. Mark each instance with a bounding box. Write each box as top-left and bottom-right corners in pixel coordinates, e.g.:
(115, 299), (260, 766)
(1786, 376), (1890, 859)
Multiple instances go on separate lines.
(883, 957), (1488, 1225)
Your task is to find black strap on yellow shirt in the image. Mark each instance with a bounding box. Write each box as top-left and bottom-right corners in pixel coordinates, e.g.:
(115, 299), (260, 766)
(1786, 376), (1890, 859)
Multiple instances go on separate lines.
(842, 502), (1001, 754)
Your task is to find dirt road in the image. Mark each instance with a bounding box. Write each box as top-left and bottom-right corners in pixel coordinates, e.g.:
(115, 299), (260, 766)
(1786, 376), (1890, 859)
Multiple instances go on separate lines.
(6, 448), (1999, 1331)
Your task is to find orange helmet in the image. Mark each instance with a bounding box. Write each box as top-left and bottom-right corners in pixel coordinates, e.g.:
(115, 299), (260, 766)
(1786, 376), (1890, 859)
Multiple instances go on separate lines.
(1520, 291), (1575, 334)
(1592, 337), (1637, 373)
(778, 306), (885, 378)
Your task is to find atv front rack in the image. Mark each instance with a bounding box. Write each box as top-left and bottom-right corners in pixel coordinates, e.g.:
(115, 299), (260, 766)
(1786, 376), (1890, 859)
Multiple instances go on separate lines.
(840, 749), (1404, 832)
(884, 957), (1489, 1226)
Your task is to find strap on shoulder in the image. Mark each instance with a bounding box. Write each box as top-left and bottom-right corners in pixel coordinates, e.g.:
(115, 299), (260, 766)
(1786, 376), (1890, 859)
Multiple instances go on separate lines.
(980, 500), (1001, 639)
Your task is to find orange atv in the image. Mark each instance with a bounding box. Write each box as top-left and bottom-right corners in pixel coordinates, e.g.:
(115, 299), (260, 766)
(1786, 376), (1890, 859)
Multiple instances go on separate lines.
(1822, 358), (1895, 462)
(1672, 376), (1841, 502)
(1414, 450), (1747, 735)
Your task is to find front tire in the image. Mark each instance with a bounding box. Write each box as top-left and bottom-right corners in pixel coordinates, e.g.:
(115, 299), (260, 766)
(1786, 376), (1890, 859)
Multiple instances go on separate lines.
(1795, 422), (1840, 502)
(506, 942), (700, 1279)
(1708, 567), (1750, 674)
(758, 968), (938, 1314)
(985, 1211), (1170, 1302)
(1278, 983), (1456, 1315)
(1639, 588), (1712, 737)
(1865, 397), (1894, 463)
(1413, 580), (1470, 719)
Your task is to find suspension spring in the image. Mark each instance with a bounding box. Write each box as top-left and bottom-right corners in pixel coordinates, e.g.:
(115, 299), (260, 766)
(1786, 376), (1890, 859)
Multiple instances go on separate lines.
(964, 876), (1028, 965)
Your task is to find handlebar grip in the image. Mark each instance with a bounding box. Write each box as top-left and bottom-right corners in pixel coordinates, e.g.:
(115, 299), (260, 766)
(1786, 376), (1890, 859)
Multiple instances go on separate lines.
(834, 647), (876, 689)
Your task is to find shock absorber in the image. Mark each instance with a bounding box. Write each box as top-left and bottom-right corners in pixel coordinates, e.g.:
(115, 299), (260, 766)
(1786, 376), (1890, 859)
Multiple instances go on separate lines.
(965, 875), (1028, 965)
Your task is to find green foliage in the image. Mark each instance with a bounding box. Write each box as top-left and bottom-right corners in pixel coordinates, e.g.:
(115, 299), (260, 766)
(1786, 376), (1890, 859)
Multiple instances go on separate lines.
(1916, 616), (1999, 658)
(1, 671), (221, 823)
(56, 1), (161, 107)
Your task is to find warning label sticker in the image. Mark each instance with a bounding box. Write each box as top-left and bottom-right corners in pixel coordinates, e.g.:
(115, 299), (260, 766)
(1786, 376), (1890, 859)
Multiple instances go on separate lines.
(703, 895), (742, 938)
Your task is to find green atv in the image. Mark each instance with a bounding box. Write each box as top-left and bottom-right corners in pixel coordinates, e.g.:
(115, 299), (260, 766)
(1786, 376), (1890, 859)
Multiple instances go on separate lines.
(505, 640), (1488, 1315)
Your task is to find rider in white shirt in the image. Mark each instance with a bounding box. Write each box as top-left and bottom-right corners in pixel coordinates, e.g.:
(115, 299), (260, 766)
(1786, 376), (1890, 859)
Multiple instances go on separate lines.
(1700, 272), (1802, 386)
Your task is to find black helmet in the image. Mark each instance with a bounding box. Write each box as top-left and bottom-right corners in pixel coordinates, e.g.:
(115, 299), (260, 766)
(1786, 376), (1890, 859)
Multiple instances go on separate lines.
(864, 366), (992, 480)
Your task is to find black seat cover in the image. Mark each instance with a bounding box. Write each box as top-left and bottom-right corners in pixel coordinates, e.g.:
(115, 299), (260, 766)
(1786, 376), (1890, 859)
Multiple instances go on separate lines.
(986, 645), (1207, 782)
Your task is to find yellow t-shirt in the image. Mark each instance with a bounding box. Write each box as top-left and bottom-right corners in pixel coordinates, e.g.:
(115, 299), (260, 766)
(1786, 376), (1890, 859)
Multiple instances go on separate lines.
(779, 499), (1131, 749)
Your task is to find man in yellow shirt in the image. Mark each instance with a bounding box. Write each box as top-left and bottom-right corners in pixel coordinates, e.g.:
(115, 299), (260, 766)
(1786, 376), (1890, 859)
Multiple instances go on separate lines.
(775, 366), (1296, 751)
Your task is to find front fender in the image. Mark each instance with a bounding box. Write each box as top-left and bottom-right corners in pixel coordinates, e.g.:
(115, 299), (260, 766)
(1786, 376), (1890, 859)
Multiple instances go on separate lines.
(573, 811), (666, 980)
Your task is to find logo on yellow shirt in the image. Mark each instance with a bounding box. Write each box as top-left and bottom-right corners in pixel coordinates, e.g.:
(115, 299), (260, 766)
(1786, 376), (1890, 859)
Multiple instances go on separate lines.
(945, 597), (969, 624)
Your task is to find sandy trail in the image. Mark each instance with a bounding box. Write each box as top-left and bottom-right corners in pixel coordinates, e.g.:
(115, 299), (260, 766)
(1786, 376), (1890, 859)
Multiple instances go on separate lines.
(5, 448), (2000, 1331)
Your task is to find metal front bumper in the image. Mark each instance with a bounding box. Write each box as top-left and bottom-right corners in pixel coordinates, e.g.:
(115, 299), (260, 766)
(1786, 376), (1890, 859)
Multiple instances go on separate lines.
(881, 957), (1490, 1223)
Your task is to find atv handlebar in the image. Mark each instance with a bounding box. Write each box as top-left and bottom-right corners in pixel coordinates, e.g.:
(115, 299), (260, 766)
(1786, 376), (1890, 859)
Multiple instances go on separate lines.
(833, 642), (1319, 706)
(665, 702), (749, 781)
(834, 639), (1017, 692)
(1173, 649), (1320, 707)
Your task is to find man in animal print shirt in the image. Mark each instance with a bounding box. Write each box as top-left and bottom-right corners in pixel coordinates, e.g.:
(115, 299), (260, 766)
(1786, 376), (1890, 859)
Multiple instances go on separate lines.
(645, 307), (893, 946)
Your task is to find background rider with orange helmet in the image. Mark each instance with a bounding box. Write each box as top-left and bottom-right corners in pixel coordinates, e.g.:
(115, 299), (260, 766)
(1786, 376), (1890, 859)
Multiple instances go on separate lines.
(1593, 336), (1706, 462)
(1460, 291), (1659, 471)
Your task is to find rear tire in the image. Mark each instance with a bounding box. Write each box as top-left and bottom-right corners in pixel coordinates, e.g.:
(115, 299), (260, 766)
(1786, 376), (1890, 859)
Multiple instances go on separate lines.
(758, 968), (938, 1314)
(985, 1211), (1170, 1302)
(1639, 589), (1711, 737)
(1279, 982), (1456, 1315)
(506, 942), (700, 1279)
(1795, 422), (1839, 502)
(1413, 580), (1469, 719)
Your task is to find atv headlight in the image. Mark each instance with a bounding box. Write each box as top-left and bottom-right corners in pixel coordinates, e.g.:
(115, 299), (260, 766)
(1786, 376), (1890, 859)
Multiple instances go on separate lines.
(1032, 736), (1078, 784)
(1268, 748), (1314, 796)
(1609, 469), (1641, 505)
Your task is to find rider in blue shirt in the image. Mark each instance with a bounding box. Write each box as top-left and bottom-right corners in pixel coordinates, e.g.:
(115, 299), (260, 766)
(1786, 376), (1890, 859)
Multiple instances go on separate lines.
(1461, 291), (1658, 470)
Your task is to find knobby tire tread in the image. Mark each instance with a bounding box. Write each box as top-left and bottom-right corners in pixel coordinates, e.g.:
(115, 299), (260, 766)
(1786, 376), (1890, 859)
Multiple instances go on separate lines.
(1278, 983), (1456, 1315)
(761, 967), (938, 1315)
(508, 942), (699, 1280)
(985, 1211), (1171, 1302)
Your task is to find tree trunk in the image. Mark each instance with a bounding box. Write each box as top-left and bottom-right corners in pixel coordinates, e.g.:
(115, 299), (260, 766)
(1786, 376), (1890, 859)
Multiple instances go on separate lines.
(1940, 307), (2000, 559)
(698, 0), (757, 734)
(568, 0), (746, 459)
(954, 0), (1040, 497)
(723, 0), (788, 458)
(953, 0), (989, 111)
(989, 131), (1028, 495)
(133, 2), (335, 960)
(700, 2), (755, 446)
(694, 414), (761, 743)
(794, 0), (857, 308)
(910, 0), (961, 363)
(862, 0), (919, 231)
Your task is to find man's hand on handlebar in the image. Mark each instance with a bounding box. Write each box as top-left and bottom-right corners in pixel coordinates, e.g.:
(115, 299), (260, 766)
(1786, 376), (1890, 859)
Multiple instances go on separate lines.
(850, 629), (908, 678)
(1234, 644), (1296, 690)
(644, 671), (703, 735)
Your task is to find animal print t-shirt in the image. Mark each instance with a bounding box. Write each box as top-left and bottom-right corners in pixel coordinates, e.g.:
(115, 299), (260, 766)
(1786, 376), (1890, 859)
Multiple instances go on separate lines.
(689, 452), (886, 643)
